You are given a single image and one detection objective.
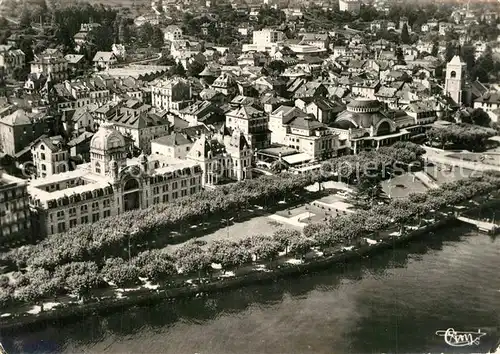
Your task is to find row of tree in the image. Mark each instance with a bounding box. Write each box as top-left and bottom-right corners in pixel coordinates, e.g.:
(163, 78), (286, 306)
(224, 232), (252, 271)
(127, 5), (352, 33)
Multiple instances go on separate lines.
(426, 123), (496, 151)
(0, 228), (309, 307)
(2, 171), (500, 308)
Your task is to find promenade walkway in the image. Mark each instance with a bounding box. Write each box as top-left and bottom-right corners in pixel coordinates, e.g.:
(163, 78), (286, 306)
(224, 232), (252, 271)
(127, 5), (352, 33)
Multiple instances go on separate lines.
(456, 215), (499, 233)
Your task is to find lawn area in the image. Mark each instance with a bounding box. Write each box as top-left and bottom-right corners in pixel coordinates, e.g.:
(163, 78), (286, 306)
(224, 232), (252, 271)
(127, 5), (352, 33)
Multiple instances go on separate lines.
(382, 173), (428, 198)
(164, 213), (297, 252)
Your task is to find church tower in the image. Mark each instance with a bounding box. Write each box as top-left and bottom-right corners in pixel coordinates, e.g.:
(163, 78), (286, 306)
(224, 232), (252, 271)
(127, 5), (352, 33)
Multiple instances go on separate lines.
(444, 55), (466, 105)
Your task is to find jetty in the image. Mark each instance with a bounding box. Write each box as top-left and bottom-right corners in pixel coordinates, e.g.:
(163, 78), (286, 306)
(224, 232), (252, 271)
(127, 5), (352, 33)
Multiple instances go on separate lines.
(456, 215), (499, 234)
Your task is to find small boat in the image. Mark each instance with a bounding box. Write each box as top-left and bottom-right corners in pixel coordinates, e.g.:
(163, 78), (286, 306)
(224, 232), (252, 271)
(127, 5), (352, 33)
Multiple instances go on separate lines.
(0, 342), (7, 354)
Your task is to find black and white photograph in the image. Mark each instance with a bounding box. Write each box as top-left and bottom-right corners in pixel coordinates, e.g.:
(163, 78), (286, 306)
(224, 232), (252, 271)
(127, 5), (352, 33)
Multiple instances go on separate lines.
(0, 0), (499, 352)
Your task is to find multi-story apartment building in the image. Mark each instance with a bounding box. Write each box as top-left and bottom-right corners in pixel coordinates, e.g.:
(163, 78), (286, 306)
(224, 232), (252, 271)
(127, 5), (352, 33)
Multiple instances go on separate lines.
(28, 122), (203, 236)
(151, 77), (192, 112)
(151, 132), (194, 159)
(242, 29), (285, 53)
(0, 45), (25, 77)
(269, 105), (338, 161)
(339, 0), (360, 13)
(185, 129), (253, 187)
(52, 78), (112, 110)
(0, 170), (32, 245)
(95, 99), (170, 153)
(0, 109), (49, 157)
(225, 105), (270, 149)
(30, 49), (68, 82)
(32, 136), (70, 178)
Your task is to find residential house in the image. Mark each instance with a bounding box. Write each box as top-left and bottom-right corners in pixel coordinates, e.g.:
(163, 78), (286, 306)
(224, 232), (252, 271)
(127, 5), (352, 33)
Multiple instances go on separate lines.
(30, 49), (68, 82)
(0, 46), (25, 77)
(151, 132), (194, 159)
(185, 129), (253, 186)
(64, 54), (85, 76)
(96, 100), (170, 153)
(0, 109), (49, 157)
(151, 77), (193, 112)
(92, 52), (118, 71)
(304, 97), (344, 124)
(164, 25), (183, 42)
(339, 0), (360, 13)
(299, 33), (330, 51)
(474, 91), (500, 119)
(225, 105), (270, 149)
(31, 136), (70, 178)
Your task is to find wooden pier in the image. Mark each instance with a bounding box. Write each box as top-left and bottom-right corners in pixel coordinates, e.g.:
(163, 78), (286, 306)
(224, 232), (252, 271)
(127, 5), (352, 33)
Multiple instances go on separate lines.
(456, 216), (499, 234)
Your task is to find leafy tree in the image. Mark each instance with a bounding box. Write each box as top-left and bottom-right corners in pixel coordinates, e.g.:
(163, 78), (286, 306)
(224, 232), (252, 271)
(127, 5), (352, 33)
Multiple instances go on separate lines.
(208, 240), (251, 273)
(174, 243), (211, 279)
(395, 47), (405, 65)
(16, 269), (61, 311)
(55, 262), (101, 302)
(288, 236), (313, 259)
(267, 60), (286, 76)
(460, 45), (476, 71)
(445, 42), (456, 63)
(401, 24), (410, 44)
(248, 235), (281, 263)
(136, 251), (176, 281)
(426, 124), (495, 151)
(187, 61), (205, 77)
(468, 108), (491, 127)
(352, 174), (385, 210)
(272, 229), (301, 255)
(168, 62), (186, 77)
(101, 258), (140, 287)
(359, 5), (379, 22)
(431, 41), (438, 57)
(19, 38), (34, 64)
(19, 7), (31, 29)
(151, 26), (164, 48)
(118, 19), (132, 44)
(0, 288), (12, 308)
(138, 23), (154, 45)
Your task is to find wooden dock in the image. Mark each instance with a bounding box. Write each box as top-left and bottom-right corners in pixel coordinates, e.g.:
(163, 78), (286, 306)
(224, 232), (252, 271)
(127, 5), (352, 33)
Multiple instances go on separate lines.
(456, 216), (499, 234)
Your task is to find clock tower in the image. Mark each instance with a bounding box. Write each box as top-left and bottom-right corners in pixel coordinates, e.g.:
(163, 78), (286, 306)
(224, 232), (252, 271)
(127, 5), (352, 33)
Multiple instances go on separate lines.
(444, 55), (466, 105)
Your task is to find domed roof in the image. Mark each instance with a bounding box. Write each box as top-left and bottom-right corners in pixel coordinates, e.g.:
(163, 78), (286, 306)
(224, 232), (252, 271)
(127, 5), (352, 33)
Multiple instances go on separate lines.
(347, 98), (381, 111)
(334, 103), (387, 130)
(91, 121), (126, 151)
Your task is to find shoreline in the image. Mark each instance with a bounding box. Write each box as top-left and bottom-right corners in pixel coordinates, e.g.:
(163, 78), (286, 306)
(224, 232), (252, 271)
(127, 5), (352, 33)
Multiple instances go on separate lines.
(0, 216), (457, 333)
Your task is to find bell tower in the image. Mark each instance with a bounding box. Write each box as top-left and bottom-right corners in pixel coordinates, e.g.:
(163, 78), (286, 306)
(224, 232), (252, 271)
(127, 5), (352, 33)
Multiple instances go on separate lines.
(444, 55), (466, 105)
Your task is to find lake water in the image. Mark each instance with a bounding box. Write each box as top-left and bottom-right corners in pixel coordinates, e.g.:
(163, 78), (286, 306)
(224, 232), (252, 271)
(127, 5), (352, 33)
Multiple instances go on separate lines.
(2, 224), (500, 354)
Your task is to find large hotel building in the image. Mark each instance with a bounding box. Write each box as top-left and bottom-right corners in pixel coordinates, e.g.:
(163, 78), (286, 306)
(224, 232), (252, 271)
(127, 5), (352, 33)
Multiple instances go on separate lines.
(28, 122), (203, 236)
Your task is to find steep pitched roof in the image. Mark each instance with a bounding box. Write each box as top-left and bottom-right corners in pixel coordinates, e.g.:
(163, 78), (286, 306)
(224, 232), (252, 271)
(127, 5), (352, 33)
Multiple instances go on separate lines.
(93, 51), (116, 62)
(152, 132), (192, 147)
(0, 109), (32, 126)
